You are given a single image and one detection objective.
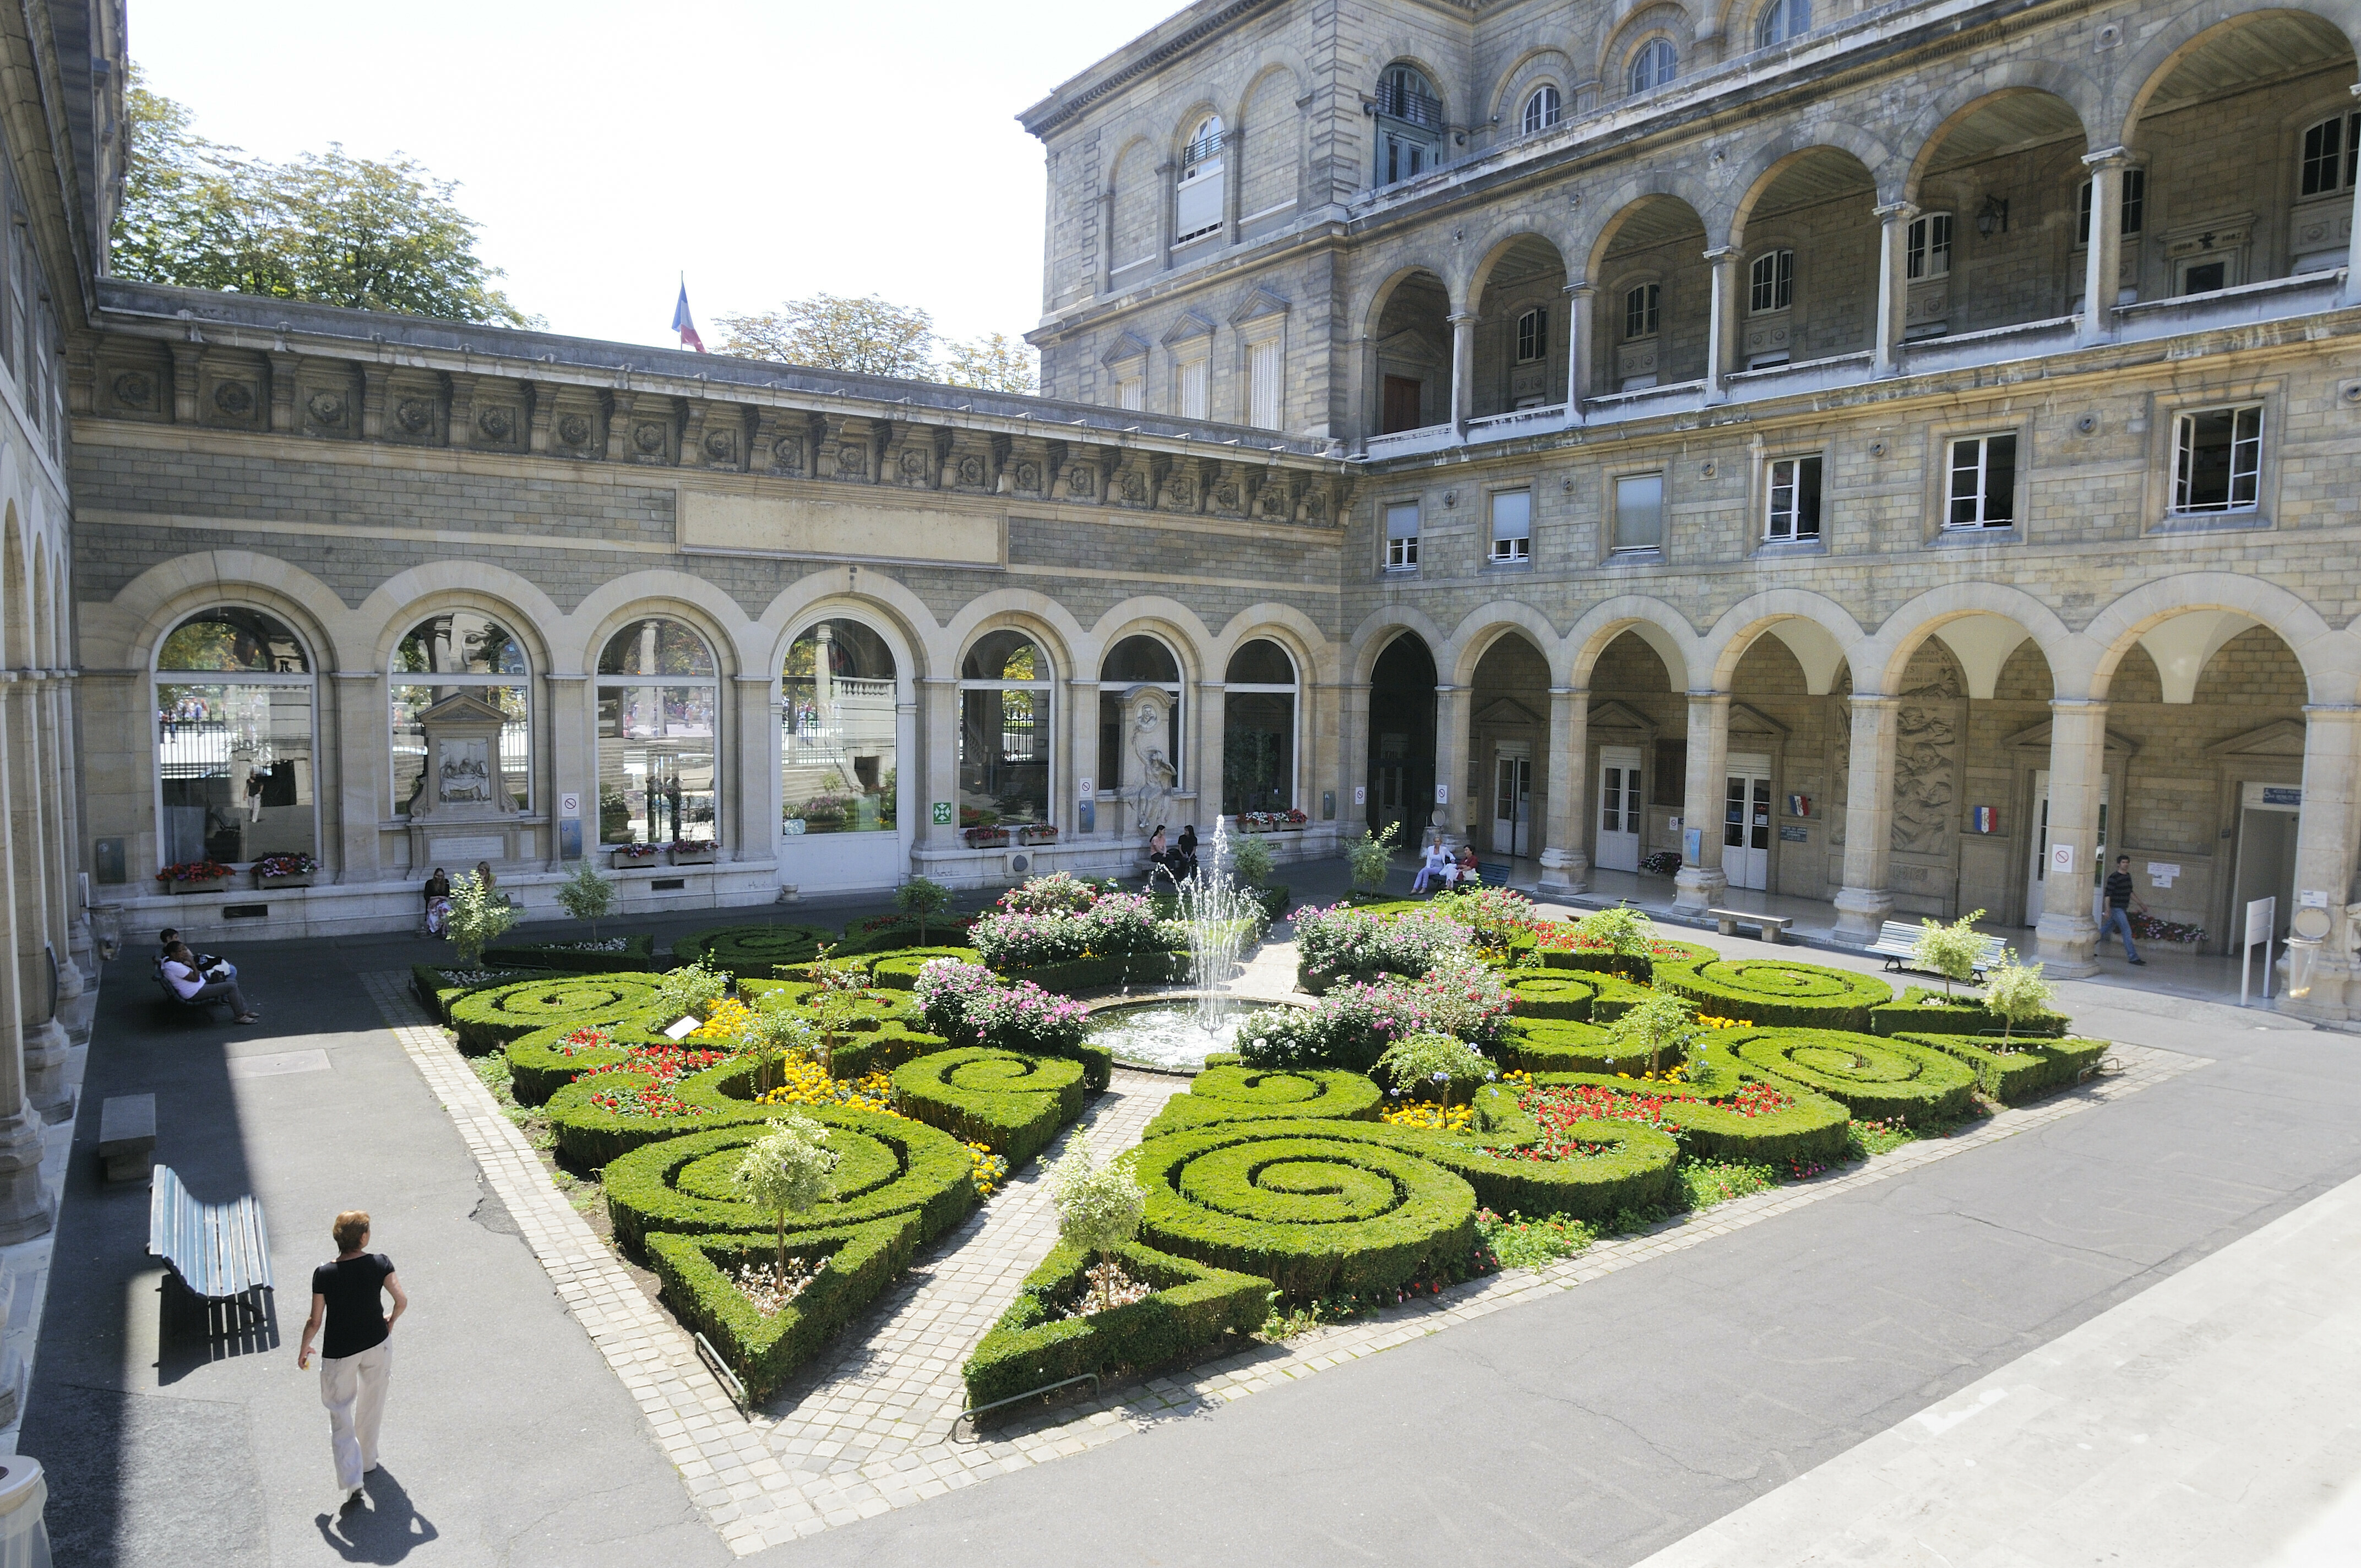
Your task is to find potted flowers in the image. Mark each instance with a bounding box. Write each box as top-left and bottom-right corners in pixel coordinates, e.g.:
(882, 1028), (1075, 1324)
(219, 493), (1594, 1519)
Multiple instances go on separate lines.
(668, 839), (717, 866)
(252, 852), (318, 889)
(962, 824), (1010, 850)
(1015, 824), (1059, 846)
(157, 861), (235, 895)
(1280, 808), (1309, 830)
(611, 842), (663, 870)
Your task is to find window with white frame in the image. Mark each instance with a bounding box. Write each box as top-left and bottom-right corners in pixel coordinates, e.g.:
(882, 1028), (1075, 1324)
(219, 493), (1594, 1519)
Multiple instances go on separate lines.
(1624, 281), (1660, 339)
(1629, 38), (1677, 94)
(1522, 86), (1560, 135)
(597, 618), (721, 847)
(1489, 488), (1532, 563)
(1749, 249), (1793, 313)
(2301, 112), (2359, 198)
(2172, 405), (2262, 515)
(2075, 170), (2147, 245)
(1906, 213), (1951, 279)
(1764, 455), (1822, 542)
(1515, 307), (1548, 364)
(1117, 374), (1144, 411)
(1176, 356), (1209, 420)
(1755, 0), (1811, 47)
(1384, 502), (1420, 570)
(391, 610), (530, 816)
(1176, 115), (1226, 242)
(1613, 474), (1664, 551)
(1945, 434), (2017, 529)
(1247, 337), (1281, 429)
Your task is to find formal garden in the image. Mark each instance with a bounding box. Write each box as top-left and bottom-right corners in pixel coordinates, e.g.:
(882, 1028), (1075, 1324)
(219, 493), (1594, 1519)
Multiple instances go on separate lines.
(409, 862), (2104, 1417)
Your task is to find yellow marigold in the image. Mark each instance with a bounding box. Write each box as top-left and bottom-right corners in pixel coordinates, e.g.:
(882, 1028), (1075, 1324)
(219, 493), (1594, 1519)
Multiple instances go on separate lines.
(1381, 1102), (1475, 1132)
(966, 1141), (1009, 1199)
(692, 998), (757, 1042)
(1696, 1014), (1753, 1030)
(755, 1053), (897, 1115)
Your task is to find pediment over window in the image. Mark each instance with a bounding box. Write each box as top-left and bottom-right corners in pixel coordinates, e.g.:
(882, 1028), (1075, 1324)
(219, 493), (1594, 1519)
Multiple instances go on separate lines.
(1099, 331), (1150, 367)
(2205, 718), (2308, 759)
(1160, 311), (1216, 346)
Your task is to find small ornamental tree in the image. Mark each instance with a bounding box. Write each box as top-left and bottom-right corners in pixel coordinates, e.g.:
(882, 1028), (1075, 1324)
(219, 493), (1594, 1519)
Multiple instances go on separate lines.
(747, 994), (819, 1094)
(730, 1113), (841, 1280)
(1602, 989), (1700, 1076)
(1230, 829), (1275, 888)
(1912, 908), (1989, 997)
(654, 959), (730, 1023)
(1375, 1030), (1495, 1120)
(445, 871), (518, 966)
(895, 875), (953, 943)
(555, 861), (619, 940)
(1577, 905), (1656, 959)
(1983, 952), (2057, 1043)
(806, 959), (872, 1074)
(1345, 823), (1401, 893)
(1046, 1131), (1148, 1311)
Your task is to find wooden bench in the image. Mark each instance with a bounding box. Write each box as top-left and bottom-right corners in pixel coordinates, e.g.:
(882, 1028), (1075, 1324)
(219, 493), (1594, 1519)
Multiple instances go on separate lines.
(1710, 908), (1794, 944)
(99, 1093), (156, 1184)
(149, 1164), (273, 1319)
(1867, 919), (2009, 979)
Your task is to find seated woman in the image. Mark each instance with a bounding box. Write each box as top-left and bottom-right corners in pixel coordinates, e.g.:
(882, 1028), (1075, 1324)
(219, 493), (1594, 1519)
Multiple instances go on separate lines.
(1411, 838), (1452, 894)
(421, 867), (452, 937)
(1445, 843), (1481, 888)
(162, 941), (259, 1025)
(1173, 824), (1200, 882)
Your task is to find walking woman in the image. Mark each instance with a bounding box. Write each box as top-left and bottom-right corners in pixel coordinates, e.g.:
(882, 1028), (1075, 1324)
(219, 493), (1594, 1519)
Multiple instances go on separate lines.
(296, 1210), (408, 1506)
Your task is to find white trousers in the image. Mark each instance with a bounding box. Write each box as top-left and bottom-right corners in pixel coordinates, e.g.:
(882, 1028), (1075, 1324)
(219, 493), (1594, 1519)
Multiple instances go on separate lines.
(318, 1338), (392, 1490)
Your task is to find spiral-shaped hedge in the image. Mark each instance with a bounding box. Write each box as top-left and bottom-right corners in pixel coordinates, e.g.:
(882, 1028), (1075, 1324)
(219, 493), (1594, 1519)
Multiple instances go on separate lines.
(542, 1057), (774, 1167)
(504, 1008), (688, 1104)
(1517, 1049), (1852, 1166)
(1504, 971), (1654, 1022)
(1494, 1019), (1626, 1075)
(447, 973), (668, 1053)
(1532, 935), (1717, 982)
(1133, 1120), (1477, 1299)
(1397, 1101), (1680, 1222)
(1653, 958), (1894, 1031)
(1889, 1031), (2106, 1104)
(1722, 1028), (1975, 1123)
(1142, 1065), (1383, 1137)
(867, 947), (981, 990)
(890, 1048), (1087, 1164)
(603, 1104), (978, 1254)
(672, 923), (839, 978)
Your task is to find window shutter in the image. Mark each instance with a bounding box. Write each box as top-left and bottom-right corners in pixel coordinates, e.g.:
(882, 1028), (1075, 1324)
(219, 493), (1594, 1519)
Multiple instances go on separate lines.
(1248, 339), (1281, 428)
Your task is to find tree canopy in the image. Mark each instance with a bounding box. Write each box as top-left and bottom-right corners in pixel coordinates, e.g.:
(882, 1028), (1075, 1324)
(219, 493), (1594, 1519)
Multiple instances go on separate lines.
(112, 66), (536, 328)
(717, 293), (1038, 393)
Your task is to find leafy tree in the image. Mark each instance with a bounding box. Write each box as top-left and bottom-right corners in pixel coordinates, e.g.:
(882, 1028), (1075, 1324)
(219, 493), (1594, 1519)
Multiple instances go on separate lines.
(1046, 1131), (1147, 1311)
(939, 331), (1039, 394)
(1912, 909), (1988, 997)
(731, 1114), (840, 1280)
(1576, 906), (1656, 958)
(654, 959), (730, 1022)
(1345, 822), (1401, 892)
(555, 861), (618, 940)
(717, 292), (936, 379)
(1230, 829), (1275, 888)
(1375, 1031), (1494, 1120)
(113, 66), (534, 326)
(444, 871), (517, 966)
(895, 876), (953, 944)
(1983, 953), (2057, 1042)
(1602, 990), (1699, 1077)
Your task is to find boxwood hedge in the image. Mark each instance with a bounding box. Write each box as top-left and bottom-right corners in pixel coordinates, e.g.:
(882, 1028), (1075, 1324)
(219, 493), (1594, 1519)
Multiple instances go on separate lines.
(1503, 970), (1655, 1022)
(1896, 1031), (2107, 1103)
(1718, 1027), (1976, 1124)
(541, 1054), (775, 1167)
(999, 950), (1192, 995)
(603, 1106), (978, 1255)
(1531, 935), (1716, 982)
(1868, 986), (2068, 1039)
(1495, 1019), (1633, 1075)
(866, 948), (980, 989)
(1521, 1053), (1853, 1166)
(409, 964), (563, 1023)
(504, 1008), (684, 1104)
(447, 973), (669, 1054)
(1653, 957), (1895, 1030)
(673, 924), (839, 978)
(890, 1048), (1087, 1164)
(959, 1240), (1271, 1410)
(648, 1217), (920, 1400)
(1408, 1100), (1682, 1222)
(481, 934), (658, 973)
(1139, 1064), (1383, 1138)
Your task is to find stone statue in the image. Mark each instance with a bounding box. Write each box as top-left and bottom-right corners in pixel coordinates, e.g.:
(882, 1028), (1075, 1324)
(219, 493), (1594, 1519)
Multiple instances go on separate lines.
(1120, 684), (1177, 838)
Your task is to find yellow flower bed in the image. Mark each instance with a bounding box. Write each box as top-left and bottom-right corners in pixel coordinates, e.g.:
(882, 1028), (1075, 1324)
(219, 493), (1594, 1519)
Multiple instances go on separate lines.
(754, 1053), (1011, 1199)
(1381, 1102), (1475, 1132)
(967, 1141), (1009, 1198)
(1698, 1014), (1753, 1030)
(692, 997), (758, 1042)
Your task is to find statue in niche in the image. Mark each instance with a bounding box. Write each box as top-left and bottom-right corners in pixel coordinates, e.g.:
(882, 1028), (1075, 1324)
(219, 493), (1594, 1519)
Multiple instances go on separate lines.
(1122, 685), (1177, 839)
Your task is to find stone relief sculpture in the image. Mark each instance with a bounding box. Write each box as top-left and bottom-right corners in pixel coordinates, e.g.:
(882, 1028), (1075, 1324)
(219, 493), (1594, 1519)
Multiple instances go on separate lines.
(1891, 662), (1962, 856)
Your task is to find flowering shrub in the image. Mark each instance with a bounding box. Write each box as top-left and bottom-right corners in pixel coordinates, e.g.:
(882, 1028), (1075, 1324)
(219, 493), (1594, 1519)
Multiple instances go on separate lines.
(1238, 955), (1513, 1072)
(911, 960), (1090, 1054)
(970, 887), (1175, 968)
(253, 852), (318, 876)
(156, 860), (235, 883)
(970, 908), (1090, 968)
(652, 960), (731, 1022)
(1430, 885), (1534, 949)
(1293, 902), (1472, 982)
(997, 872), (1104, 916)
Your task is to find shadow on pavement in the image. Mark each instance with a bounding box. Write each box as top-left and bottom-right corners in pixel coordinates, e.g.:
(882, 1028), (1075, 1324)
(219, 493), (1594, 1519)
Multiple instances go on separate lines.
(313, 1466), (438, 1562)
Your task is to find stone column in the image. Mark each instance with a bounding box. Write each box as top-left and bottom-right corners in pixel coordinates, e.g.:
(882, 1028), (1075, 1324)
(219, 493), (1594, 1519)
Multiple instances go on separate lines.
(1222, 127), (1244, 246)
(1332, 680), (1369, 840)
(50, 672), (92, 977)
(1068, 679), (1104, 836)
(542, 673), (591, 863)
(732, 675), (778, 865)
(1433, 683), (1471, 845)
(1832, 695), (1901, 941)
(2286, 705), (2361, 1022)
(2, 679), (63, 1121)
(1357, 334), (1381, 452)
(1673, 691), (1731, 912)
(330, 671), (383, 880)
(2346, 84), (2361, 309)
(917, 677), (960, 851)
(2080, 147), (2130, 345)
(1702, 246), (1740, 402)
(31, 676), (78, 1004)
(2036, 699), (2108, 976)
(1097, 188), (1117, 298)
(1195, 679), (1227, 831)
(1447, 312), (1477, 434)
(1872, 201), (1916, 378)
(1537, 687), (1590, 897)
(1562, 281), (1595, 420)
(0, 691), (47, 1243)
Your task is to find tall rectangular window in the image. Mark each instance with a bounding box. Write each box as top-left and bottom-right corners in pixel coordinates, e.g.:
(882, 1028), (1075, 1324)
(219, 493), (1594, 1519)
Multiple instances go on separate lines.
(1118, 375), (1144, 411)
(1384, 502), (1420, 570)
(1945, 434), (2018, 528)
(2302, 112), (2359, 197)
(1177, 357), (1208, 420)
(1489, 488), (1532, 563)
(2173, 405), (2263, 514)
(1247, 338), (1281, 429)
(1906, 213), (1951, 279)
(1516, 307), (1548, 363)
(1613, 474), (1664, 551)
(2077, 169), (2148, 244)
(1749, 249), (1793, 313)
(1764, 455), (1822, 541)
(1625, 282), (1660, 339)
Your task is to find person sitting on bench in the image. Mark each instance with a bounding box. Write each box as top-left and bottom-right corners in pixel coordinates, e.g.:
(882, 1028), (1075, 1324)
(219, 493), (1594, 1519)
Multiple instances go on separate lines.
(1412, 839), (1452, 894)
(1444, 843), (1480, 888)
(1171, 824), (1200, 883)
(157, 928), (235, 984)
(162, 941), (259, 1024)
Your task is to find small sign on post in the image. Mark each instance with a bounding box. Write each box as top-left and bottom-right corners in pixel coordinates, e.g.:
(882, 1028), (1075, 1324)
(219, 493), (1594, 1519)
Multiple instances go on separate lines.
(2240, 894), (2278, 1007)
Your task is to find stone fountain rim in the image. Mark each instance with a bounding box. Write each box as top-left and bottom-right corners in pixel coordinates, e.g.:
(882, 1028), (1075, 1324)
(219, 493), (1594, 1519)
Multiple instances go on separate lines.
(1081, 989), (1309, 1017)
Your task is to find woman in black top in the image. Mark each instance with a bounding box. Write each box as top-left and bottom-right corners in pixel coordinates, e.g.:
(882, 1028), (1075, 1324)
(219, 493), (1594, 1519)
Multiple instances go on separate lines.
(297, 1210), (409, 1504)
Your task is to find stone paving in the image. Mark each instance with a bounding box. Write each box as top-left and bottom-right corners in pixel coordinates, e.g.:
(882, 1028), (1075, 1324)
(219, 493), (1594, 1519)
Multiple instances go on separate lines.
(360, 968), (2205, 1556)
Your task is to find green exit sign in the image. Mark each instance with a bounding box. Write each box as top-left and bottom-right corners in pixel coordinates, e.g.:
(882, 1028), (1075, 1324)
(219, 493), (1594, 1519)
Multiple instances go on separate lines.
(932, 802), (953, 825)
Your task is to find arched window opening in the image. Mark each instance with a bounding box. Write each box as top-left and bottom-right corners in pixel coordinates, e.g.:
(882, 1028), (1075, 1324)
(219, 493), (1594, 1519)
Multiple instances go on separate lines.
(783, 619), (898, 836)
(1522, 86), (1561, 135)
(1224, 639), (1298, 816)
(1375, 64), (1444, 186)
(596, 617), (720, 848)
(961, 630), (1053, 830)
(1755, 0), (1811, 48)
(1624, 281), (1660, 339)
(391, 611), (530, 816)
(2301, 112), (2360, 198)
(1628, 39), (1677, 95)
(155, 607), (317, 868)
(1177, 114), (1226, 243)
(1749, 249), (1794, 314)
(1099, 635), (1184, 799)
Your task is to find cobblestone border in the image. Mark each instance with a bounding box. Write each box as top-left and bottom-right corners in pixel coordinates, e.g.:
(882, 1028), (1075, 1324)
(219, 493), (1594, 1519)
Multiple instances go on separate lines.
(360, 971), (2201, 1555)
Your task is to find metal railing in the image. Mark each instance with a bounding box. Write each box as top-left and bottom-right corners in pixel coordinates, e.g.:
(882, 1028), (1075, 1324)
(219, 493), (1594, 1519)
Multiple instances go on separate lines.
(1373, 81), (1444, 130)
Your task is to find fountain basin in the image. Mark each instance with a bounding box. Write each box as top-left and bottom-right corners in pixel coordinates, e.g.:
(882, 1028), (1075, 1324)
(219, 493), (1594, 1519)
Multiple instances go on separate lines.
(1085, 993), (1303, 1074)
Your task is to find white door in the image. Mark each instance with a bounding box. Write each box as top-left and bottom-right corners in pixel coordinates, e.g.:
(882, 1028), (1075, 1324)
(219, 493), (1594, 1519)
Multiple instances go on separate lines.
(2026, 770), (2112, 925)
(1596, 746), (1642, 873)
(1723, 752), (1772, 891)
(1493, 750), (1532, 858)
(2233, 781), (2300, 941)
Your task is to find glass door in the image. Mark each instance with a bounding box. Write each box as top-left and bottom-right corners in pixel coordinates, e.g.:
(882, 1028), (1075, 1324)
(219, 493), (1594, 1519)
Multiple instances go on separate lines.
(1595, 746), (1642, 872)
(1493, 752), (1532, 858)
(1723, 754), (1772, 890)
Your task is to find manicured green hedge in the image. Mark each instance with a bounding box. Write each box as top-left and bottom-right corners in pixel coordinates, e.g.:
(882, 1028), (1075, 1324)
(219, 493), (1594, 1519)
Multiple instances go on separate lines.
(1896, 1032), (2107, 1103)
(673, 923), (840, 978)
(1000, 950), (1192, 995)
(447, 973), (668, 1054)
(865, 948), (980, 989)
(541, 1054), (774, 1167)
(1496, 1019), (1633, 1076)
(1868, 986), (2069, 1039)
(481, 934), (658, 973)
(504, 1008), (684, 1104)
(1504, 970), (1655, 1022)
(827, 1021), (958, 1080)
(410, 964), (564, 1023)
(1522, 1052), (1853, 1166)
(832, 918), (980, 957)
(1719, 1027), (1976, 1124)
(1531, 935), (1716, 983)
(1132, 1120), (1477, 1299)
(1653, 957), (1895, 1031)
(960, 1240), (1271, 1409)
(1140, 1065), (1383, 1137)
(603, 1106), (978, 1255)
(891, 1048), (1087, 1164)
(1413, 1097), (1682, 1221)
(649, 1217), (920, 1400)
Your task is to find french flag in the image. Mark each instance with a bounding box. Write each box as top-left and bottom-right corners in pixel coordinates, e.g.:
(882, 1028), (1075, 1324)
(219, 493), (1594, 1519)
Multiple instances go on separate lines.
(672, 279), (706, 353)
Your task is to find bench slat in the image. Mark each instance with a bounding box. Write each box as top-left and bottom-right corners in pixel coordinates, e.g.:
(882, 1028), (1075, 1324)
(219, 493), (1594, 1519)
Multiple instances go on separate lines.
(148, 1163), (272, 1303)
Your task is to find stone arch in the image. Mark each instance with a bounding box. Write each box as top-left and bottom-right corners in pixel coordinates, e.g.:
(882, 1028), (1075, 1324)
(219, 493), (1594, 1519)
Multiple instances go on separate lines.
(1702, 592), (1865, 693)
(359, 563), (567, 676)
(1348, 604), (1454, 685)
(1, 507), (24, 671)
(2110, 5), (2361, 146)
(1579, 181), (1718, 277)
(2083, 573), (2352, 704)
(574, 570), (757, 679)
(1237, 58), (1312, 224)
(1488, 46), (1577, 128)
(1902, 77), (2098, 204)
(1107, 135), (1159, 274)
(1565, 597), (1703, 689)
(1086, 596), (1221, 687)
(1860, 584), (2083, 699)
(1370, 51), (1452, 121)
(1725, 135), (1897, 248)
(1600, 3), (1694, 97)
(1456, 227), (1572, 313)
(755, 570), (940, 684)
(1448, 602), (1565, 687)
(1211, 603), (1332, 685)
(1360, 262), (1462, 336)
(939, 590), (1090, 687)
(111, 552), (349, 676)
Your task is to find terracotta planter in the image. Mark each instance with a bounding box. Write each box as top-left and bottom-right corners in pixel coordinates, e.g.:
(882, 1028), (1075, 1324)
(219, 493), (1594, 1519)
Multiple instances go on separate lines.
(163, 876), (231, 895)
(255, 873), (313, 890)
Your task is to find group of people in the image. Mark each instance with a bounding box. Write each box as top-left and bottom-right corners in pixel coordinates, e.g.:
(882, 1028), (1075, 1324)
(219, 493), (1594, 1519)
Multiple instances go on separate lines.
(1411, 838), (1482, 895)
(156, 926), (259, 1024)
(419, 861), (499, 937)
(1145, 824), (1200, 883)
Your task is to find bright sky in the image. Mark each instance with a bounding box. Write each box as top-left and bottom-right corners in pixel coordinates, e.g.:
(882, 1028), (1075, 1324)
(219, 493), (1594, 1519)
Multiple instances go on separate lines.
(127, 0), (1180, 351)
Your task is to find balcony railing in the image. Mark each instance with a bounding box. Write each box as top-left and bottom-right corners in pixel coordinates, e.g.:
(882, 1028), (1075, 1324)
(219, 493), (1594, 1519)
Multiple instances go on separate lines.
(1373, 81), (1444, 131)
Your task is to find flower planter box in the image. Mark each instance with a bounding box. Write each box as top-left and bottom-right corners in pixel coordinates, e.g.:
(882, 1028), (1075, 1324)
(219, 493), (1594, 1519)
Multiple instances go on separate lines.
(668, 847), (716, 866)
(611, 850), (662, 870)
(165, 876), (231, 895)
(255, 873), (313, 890)
(962, 829), (1010, 850)
(1015, 826), (1058, 846)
